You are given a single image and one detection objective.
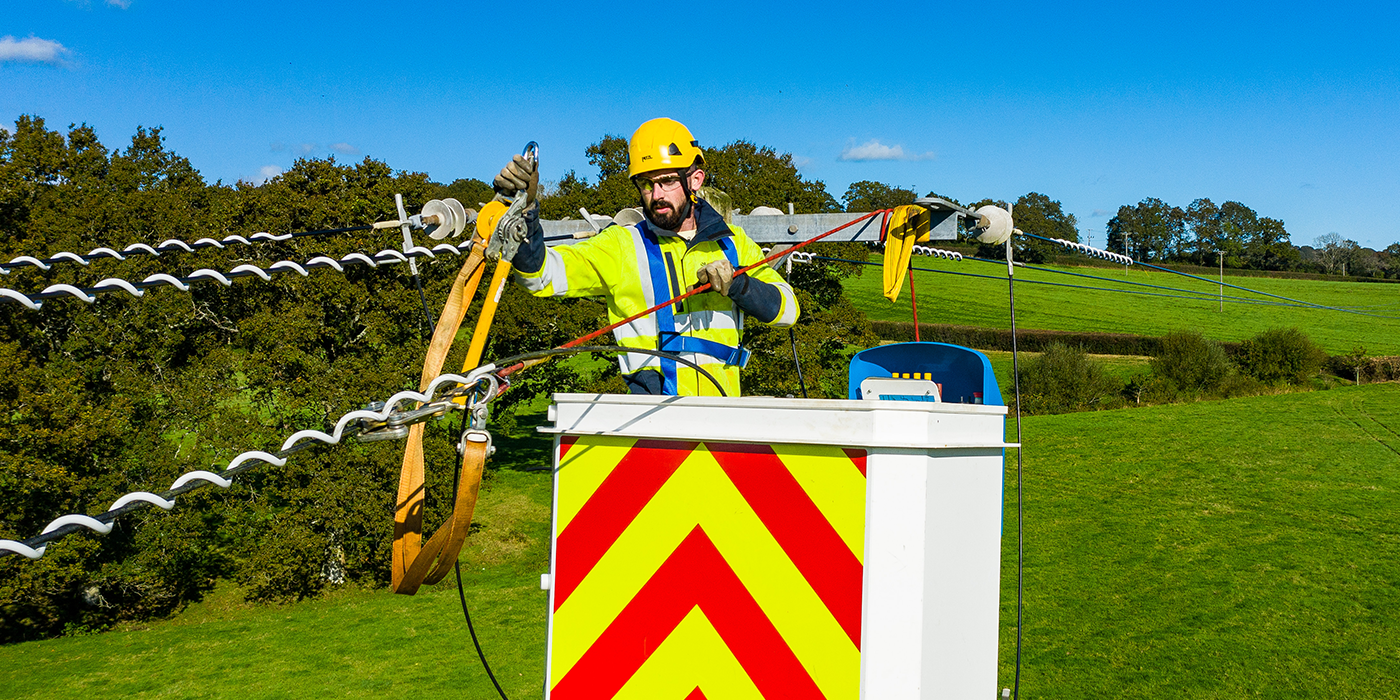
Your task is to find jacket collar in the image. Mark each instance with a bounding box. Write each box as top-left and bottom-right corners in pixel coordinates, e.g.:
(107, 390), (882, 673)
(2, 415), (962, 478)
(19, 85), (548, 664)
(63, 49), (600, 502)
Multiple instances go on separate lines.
(645, 198), (733, 250)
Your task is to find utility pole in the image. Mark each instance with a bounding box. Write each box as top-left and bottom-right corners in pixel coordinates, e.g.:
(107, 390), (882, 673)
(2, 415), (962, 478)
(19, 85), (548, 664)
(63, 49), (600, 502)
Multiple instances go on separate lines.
(1216, 250), (1224, 312)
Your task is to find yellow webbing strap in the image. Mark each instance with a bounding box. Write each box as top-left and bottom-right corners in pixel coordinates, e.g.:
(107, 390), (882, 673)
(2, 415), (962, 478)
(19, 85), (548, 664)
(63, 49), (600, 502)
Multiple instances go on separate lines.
(463, 260), (513, 372)
(882, 204), (932, 302)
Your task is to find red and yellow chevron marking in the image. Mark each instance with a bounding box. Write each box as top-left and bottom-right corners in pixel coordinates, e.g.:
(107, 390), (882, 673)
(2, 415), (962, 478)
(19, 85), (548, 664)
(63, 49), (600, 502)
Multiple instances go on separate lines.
(549, 436), (868, 699)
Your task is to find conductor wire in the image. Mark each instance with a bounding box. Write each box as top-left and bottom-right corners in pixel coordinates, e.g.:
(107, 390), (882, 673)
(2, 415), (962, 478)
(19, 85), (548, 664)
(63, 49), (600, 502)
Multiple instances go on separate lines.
(0, 224), (377, 274)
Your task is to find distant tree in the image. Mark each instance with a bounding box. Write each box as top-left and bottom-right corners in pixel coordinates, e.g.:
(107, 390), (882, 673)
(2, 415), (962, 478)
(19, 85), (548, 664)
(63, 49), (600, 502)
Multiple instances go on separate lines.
(1245, 216), (1300, 271)
(1106, 198), (1186, 261)
(1312, 234), (1375, 276)
(1380, 243), (1400, 279)
(431, 177), (494, 209)
(923, 191), (962, 206)
(1314, 233), (1345, 274)
(1184, 198), (1231, 265)
(841, 181), (917, 212)
(538, 134), (637, 220)
(1336, 239), (1374, 276)
(704, 140), (840, 214)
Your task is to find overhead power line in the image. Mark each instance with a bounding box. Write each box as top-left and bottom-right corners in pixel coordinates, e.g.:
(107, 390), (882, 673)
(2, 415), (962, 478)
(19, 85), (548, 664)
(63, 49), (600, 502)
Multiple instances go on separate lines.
(0, 224), (376, 275)
(0, 371), (485, 560)
(0, 241), (480, 312)
(1021, 233), (1399, 319)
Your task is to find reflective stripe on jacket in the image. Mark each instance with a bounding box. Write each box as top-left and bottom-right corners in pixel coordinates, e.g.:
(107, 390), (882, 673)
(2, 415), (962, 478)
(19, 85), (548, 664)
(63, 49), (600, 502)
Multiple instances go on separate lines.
(512, 199), (798, 396)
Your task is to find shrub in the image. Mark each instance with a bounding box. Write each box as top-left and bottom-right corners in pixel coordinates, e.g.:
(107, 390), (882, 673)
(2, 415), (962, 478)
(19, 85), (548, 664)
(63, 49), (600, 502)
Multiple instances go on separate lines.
(1151, 330), (1231, 393)
(1015, 343), (1124, 414)
(870, 322), (1244, 358)
(1234, 328), (1328, 385)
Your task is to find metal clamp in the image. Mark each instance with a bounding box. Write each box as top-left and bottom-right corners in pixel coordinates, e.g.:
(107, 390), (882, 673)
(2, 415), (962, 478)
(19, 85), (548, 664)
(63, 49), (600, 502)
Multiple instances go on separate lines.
(458, 428), (496, 458)
(353, 396), (463, 443)
(485, 141), (539, 263)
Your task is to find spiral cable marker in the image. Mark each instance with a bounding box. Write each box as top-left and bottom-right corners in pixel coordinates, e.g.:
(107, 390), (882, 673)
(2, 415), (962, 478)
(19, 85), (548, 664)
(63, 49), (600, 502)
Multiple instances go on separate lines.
(0, 369), (497, 560)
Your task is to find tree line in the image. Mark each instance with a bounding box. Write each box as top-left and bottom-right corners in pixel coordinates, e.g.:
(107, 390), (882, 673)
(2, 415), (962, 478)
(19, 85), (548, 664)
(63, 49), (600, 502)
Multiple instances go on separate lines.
(0, 116), (877, 640)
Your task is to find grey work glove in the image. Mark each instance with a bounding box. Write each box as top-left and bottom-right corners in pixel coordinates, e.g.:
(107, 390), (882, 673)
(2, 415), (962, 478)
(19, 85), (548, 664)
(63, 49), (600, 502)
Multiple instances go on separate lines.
(694, 259), (735, 296)
(493, 154), (539, 204)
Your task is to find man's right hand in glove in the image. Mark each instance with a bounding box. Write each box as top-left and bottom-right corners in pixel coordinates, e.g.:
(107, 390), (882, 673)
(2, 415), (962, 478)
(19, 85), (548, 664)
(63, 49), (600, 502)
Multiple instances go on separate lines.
(494, 154), (539, 204)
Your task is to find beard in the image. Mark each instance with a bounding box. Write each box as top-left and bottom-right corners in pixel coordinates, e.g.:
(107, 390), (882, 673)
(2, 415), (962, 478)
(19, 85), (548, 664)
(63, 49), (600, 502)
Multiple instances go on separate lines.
(644, 196), (692, 231)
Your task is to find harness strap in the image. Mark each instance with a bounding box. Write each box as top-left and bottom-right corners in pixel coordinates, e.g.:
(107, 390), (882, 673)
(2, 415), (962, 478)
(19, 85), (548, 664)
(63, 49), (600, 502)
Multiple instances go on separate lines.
(637, 227), (748, 388)
(658, 332), (751, 367)
(638, 227), (679, 394)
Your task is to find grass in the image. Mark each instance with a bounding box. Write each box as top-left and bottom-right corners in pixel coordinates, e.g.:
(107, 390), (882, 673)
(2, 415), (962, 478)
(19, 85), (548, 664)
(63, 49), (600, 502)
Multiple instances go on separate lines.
(845, 255), (1400, 355)
(2, 385), (1398, 698)
(1000, 382), (1400, 697)
(0, 426), (557, 700)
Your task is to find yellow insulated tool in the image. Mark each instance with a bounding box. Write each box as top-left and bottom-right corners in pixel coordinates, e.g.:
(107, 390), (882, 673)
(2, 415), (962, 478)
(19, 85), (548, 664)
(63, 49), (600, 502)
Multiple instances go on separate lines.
(881, 204), (932, 302)
(463, 199), (514, 372)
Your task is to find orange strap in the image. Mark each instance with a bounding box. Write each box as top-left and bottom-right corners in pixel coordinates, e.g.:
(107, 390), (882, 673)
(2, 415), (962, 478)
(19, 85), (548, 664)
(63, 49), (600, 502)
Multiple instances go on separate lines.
(394, 433), (490, 594)
(392, 236), (491, 594)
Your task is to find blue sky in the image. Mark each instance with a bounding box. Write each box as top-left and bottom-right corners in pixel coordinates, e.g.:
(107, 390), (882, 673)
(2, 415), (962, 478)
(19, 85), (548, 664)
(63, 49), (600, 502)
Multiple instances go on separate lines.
(3, 0), (1398, 249)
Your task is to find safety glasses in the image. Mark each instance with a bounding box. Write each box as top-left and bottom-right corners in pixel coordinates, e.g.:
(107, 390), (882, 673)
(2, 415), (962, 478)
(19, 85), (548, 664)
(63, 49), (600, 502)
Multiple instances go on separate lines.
(633, 174), (686, 195)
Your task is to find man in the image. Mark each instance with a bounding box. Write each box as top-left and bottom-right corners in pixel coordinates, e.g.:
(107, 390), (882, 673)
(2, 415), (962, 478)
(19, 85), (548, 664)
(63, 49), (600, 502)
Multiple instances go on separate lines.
(495, 117), (799, 396)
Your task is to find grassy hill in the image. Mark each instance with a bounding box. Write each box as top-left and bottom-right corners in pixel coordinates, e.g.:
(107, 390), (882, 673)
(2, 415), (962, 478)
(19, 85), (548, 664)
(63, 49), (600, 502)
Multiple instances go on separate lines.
(842, 255), (1400, 355)
(2, 384), (1397, 698)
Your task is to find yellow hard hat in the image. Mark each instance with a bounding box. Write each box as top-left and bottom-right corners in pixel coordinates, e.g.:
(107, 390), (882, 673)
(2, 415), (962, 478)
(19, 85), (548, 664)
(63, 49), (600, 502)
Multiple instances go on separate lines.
(628, 118), (704, 178)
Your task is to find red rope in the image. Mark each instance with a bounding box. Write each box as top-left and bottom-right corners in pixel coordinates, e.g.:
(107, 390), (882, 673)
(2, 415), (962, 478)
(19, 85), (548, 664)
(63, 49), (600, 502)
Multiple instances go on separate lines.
(908, 266), (921, 341)
(497, 209), (890, 377)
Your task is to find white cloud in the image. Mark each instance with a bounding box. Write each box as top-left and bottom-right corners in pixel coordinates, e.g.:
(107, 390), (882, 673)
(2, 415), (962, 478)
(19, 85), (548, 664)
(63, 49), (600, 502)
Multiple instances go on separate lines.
(838, 139), (935, 162)
(0, 36), (72, 66)
(1091, 209), (1111, 217)
(791, 155), (812, 169)
(329, 142), (360, 156)
(251, 165), (283, 185)
(106, 0), (132, 7)
(295, 143), (316, 156)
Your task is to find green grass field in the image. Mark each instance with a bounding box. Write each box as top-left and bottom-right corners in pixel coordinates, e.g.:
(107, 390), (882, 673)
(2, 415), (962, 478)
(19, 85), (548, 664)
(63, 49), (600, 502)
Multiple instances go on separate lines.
(1000, 382), (1400, 698)
(844, 256), (1400, 355)
(3, 384), (1397, 698)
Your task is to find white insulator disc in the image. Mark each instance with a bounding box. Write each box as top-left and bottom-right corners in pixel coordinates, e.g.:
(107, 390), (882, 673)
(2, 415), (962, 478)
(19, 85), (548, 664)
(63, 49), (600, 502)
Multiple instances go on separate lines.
(974, 205), (1013, 245)
(443, 198), (469, 238)
(613, 208), (645, 226)
(422, 199), (452, 240)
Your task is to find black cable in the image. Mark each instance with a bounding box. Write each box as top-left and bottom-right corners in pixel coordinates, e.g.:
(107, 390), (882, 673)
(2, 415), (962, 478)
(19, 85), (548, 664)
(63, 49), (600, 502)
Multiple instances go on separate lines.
(412, 273), (436, 336)
(969, 257), (1300, 307)
(789, 328), (808, 398)
(805, 254), (1365, 312)
(780, 261), (808, 399)
(408, 273), (503, 699)
(1005, 243), (1027, 700)
(492, 345), (728, 397)
(452, 408), (511, 700)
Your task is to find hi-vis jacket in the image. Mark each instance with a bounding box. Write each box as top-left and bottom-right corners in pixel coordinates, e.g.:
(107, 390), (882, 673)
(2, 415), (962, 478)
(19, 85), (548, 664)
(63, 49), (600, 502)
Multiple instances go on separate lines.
(511, 199), (799, 396)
